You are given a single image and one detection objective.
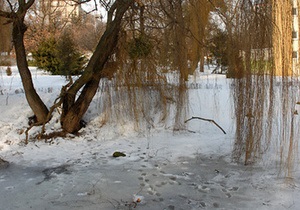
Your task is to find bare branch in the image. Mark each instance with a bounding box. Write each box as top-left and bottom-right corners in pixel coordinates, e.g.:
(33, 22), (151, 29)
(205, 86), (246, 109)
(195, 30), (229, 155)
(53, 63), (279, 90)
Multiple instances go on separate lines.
(5, 0), (16, 12)
(185, 116), (227, 134)
(0, 10), (13, 18)
(25, 78), (74, 143)
(99, 0), (112, 11)
(23, 0), (35, 12)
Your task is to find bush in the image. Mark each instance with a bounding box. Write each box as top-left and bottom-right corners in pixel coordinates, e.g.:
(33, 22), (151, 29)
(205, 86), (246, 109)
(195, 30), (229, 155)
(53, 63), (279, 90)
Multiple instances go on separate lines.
(56, 32), (87, 75)
(32, 37), (60, 74)
(6, 66), (12, 76)
(33, 33), (87, 75)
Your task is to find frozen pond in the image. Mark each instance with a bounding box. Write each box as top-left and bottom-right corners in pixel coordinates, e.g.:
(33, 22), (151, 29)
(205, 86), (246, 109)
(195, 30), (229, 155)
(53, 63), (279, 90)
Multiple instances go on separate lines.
(0, 139), (298, 210)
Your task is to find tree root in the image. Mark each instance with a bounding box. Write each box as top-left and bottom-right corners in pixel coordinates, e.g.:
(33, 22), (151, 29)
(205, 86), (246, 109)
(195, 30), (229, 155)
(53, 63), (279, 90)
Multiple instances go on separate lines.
(35, 131), (68, 140)
(24, 78), (74, 144)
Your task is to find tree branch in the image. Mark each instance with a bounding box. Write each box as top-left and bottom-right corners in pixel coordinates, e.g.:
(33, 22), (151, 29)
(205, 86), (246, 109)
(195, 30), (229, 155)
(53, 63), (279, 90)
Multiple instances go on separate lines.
(6, 0), (15, 12)
(25, 0), (35, 8)
(185, 116), (226, 134)
(0, 10), (13, 18)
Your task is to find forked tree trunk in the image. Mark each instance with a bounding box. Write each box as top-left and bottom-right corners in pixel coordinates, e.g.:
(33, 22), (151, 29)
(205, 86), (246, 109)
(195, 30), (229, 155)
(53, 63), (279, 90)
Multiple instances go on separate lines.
(2, 0), (139, 135)
(2, 0), (134, 134)
(62, 75), (101, 133)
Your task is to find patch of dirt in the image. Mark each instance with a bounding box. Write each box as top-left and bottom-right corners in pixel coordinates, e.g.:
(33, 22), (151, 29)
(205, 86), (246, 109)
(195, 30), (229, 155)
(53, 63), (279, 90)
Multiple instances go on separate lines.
(36, 164), (71, 185)
(0, 157), (9, 169)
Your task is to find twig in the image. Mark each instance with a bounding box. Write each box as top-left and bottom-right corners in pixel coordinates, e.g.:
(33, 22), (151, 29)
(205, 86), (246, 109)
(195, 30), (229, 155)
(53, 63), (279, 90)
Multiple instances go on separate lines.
(25, 121), (43, 144)
(184, 116), (226, 134)
(25, 79), (74, 143)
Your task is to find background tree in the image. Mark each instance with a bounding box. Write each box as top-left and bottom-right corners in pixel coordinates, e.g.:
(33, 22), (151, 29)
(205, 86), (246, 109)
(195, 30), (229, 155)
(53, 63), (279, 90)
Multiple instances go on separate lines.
(25, 0), (101, 54)
(208, 28), (229, 66)
(0, 17), (12, 55)
(72, 14), (106, 53)
(25, 0), (62, 53)
(32, 37), (59, 73)
(187, 0), (210, 73)
(0, 1), (12, 57)
(56, 31), (87, 75)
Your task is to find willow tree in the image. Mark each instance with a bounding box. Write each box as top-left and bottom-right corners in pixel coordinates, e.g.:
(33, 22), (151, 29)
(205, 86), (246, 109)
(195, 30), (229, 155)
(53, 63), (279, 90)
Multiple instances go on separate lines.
(0, 0), (135, 134)
(0, 0), (194, 138)
(187, 0), (208, 73)
(231, 0), (273, 165)
(225, 0), (299, 177)
(101, 0), (170, 130)
(272, 0), (299, 177)
(97, 0), (191, 131)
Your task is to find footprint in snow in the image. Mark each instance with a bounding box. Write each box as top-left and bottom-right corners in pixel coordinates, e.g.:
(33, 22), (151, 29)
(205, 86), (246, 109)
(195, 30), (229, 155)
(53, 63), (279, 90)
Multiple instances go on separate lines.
(220, 186), (239, 198)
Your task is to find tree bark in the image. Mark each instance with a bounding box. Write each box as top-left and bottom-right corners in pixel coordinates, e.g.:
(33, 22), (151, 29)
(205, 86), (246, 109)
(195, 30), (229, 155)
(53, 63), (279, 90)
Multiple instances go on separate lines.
(11, 1), (49, 123)
(61, 0), (134, 133)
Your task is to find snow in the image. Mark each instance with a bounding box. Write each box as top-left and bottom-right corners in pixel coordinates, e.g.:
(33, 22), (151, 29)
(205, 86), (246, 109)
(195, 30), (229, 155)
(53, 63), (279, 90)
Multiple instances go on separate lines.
(0, 66), (300, 210)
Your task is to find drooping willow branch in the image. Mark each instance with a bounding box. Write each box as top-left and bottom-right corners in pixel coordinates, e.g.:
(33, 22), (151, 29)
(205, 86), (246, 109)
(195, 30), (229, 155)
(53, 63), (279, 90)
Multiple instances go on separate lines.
(184, 116), (226, 134)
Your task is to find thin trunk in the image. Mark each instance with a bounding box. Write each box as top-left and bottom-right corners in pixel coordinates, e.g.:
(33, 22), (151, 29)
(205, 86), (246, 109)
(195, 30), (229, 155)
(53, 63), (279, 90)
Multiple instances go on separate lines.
(13, 18), (49, 123)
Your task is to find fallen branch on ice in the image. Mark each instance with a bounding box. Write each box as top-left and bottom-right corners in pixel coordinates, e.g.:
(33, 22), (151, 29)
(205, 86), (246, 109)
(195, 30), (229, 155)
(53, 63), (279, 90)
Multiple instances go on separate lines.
(184, 117), (226, 134)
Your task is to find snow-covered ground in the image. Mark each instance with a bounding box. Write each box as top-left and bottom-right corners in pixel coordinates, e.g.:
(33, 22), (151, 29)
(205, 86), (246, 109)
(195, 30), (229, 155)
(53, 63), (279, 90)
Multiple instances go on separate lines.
(0, 66), (299, 210)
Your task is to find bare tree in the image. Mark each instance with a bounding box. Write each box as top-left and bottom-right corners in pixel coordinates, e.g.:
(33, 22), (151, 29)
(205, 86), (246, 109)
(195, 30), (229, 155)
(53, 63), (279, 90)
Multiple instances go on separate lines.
(0, 0), (135, 134)
(72, 14), (105, 52)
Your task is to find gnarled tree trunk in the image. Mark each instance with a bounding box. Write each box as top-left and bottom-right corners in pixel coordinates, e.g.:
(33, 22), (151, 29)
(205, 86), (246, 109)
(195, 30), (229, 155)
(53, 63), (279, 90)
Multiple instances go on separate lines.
(61, 0), (135, 133)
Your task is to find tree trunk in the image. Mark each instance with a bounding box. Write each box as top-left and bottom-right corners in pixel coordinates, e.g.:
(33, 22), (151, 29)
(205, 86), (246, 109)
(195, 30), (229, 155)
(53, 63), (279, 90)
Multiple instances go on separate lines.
(2, 0), (133, 134)
(13, 18), (49, 123)
(61, 0), (134, 133)
(62, 75), (101, 133)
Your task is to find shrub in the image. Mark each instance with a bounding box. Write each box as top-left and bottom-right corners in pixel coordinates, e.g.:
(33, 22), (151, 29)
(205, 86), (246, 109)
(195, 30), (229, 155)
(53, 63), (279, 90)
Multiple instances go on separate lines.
(6, 66), (12, 76)
(56, 32), (87, 75)
(33, 33), (87, 75)
(32, 37), (60, 74)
